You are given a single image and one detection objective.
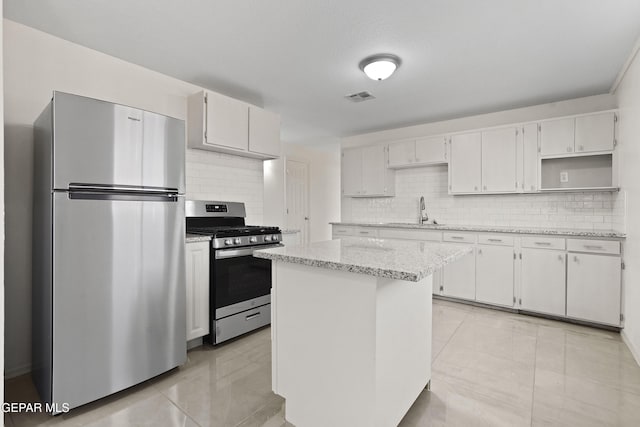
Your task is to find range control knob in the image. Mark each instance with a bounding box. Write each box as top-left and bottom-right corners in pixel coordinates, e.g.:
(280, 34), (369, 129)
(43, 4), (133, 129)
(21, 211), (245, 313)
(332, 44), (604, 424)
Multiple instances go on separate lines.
(224, 239), (233, 246)
(264, 235), (272, 242)
(234, 238), (242, 244)
(272, 235), (279, 241)
(249, 236), (258, 243)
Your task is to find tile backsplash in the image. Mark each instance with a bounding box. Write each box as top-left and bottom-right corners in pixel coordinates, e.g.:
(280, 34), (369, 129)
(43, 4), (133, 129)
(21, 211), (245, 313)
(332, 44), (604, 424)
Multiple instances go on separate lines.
(343, 165), (625, 232)
(186, 148), (264, 224)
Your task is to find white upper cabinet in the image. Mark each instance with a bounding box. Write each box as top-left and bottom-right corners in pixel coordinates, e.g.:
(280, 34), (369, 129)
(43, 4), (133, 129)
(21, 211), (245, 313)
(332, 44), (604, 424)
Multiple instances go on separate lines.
(387, 136), (447, 168)
(205, 91), (248, 151)
(415, 136), (447, 165)
(449, 132), (482, 193)
(522, 123), (538, 192)
(540, 118), (574, 156)
(248, 106), (281, 158)
(575, 112), (615, 153)
(540, 112), (615, 156)
(481, 127), (517, 193)
(388, 140), (415, 168)
(187, 90), (281, 159)
(342, 146), (394, 197)
(342, 148), (363, 197)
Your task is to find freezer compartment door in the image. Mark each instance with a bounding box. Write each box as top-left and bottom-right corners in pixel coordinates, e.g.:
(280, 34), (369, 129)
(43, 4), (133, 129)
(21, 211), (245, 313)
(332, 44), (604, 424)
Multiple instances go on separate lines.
(52, 92), (185, 192)
(52, 193), (186, 409)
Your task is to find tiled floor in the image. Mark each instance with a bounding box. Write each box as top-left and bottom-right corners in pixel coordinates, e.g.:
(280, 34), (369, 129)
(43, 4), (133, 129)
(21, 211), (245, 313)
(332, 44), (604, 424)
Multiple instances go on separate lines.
(5, 299), (640, 426)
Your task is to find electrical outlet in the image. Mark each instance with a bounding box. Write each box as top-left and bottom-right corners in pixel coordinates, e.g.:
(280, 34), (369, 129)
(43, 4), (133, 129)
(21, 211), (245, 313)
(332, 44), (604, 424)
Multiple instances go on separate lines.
(560, 171), (569, 183)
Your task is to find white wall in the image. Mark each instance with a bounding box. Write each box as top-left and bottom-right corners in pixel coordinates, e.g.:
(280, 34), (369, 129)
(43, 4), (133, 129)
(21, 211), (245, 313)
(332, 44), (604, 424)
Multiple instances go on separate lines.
(3, 19), (264, 376)
(615, 43), (640, 364)
(341, 95), (624, 232)
(263, 142), (341, 242)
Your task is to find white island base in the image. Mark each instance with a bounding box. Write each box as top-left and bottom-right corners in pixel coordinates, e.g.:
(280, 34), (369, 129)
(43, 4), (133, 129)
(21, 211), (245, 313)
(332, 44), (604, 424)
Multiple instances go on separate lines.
(271, 261), (432, 427)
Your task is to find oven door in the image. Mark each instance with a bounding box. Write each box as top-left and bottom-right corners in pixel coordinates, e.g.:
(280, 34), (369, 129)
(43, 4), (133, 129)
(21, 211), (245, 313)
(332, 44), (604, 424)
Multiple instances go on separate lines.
(213, 244), (281, 317)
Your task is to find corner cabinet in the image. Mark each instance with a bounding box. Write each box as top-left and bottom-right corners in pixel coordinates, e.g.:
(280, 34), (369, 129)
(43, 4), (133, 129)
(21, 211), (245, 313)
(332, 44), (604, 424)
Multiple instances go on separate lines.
(185, 241), (210, 341)
(342, 146), (395, 197)
(187, 90), (281, 159)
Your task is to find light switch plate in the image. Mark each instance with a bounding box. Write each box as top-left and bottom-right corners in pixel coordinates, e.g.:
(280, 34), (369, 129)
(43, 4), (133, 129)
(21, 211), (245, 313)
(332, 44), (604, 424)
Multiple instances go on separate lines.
(560, 171), (569, 183)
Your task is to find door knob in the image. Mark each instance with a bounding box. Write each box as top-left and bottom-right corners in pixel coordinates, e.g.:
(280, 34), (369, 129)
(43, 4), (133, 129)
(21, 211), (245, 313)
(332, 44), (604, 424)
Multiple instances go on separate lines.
(304, 217), (309, 220)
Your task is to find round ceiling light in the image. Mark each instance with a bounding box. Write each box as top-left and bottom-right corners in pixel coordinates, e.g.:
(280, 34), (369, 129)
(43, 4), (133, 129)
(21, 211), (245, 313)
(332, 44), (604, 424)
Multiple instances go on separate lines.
(359, 54), (401, 81)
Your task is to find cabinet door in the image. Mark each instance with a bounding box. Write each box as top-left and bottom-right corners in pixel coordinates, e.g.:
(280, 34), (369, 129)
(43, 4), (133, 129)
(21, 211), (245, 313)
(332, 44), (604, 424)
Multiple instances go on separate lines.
(248, 106), (281, 157)
(476, 245), (514, 307)
(522, 123), (538, 192)
(567, 253), (621, 325)
(361, 145), (386, 196)
(186, 241), (210, 341)
(575, 112), (615, 153)
(388, 140), (415, 167)
(481, 127), (517, 192)
(520, 249), (566, 317)
(342, 148), (362, 196)
(540, 118), (574, 156)
(415, 136), (447, 165)
(442, 246), (476, 300)
(205, 91), (249, 151)
(449, 133), (481, 193)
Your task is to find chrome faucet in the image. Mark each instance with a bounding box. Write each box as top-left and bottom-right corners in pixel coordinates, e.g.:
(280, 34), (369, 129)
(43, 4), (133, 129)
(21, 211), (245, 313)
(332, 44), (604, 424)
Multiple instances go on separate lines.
(419, 196), (429, 224)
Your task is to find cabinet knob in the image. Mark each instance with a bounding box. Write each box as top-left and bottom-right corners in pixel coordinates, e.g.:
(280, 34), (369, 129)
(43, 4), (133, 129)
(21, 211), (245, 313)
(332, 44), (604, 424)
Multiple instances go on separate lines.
(478, 248), (483, 255)
(574, 255), (579, 263)
(483, 185), (487, 191)
(567, 146), (573, 152)
(558, 254), (563, 261)
(474, 186), (478, 191)
(578, 145), (584, 151)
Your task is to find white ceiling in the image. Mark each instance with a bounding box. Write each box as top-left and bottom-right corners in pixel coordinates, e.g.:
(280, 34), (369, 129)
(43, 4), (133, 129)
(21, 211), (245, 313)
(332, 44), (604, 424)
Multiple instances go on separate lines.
(5, 1), (640, 144)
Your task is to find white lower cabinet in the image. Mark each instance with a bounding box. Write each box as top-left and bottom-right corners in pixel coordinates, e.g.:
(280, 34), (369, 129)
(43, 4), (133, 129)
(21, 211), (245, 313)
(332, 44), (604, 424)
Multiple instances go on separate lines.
(520, 248), (566, 317)
(567, 253), (621, 326)
(476, 244), (514, 307)
(186, 241), (210, 341)
(442, 246), (476, 300)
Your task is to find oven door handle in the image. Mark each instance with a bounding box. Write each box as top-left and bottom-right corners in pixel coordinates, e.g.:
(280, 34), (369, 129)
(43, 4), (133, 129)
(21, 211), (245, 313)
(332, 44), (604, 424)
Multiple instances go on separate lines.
(215, 244), (284, 259)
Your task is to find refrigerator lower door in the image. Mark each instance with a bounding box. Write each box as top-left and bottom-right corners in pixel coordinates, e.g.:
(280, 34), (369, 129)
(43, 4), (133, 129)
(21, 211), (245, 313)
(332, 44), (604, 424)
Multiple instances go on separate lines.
(51, 192), (186, 410)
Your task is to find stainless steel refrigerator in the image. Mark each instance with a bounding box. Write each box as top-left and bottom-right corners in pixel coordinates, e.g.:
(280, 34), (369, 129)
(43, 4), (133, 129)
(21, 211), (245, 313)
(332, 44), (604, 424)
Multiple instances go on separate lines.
(32, 92), (187, 412)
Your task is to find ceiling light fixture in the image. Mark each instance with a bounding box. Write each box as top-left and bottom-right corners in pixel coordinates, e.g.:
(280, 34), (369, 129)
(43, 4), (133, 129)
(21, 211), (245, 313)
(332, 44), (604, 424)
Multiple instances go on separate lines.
(359, 54), (401, 81)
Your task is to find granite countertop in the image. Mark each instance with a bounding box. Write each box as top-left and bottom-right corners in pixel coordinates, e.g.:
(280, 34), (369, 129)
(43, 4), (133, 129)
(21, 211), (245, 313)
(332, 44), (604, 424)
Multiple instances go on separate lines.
(186, 233), (212, 243)
(330, 222), (626, 239)
(253, 237), (472, 282)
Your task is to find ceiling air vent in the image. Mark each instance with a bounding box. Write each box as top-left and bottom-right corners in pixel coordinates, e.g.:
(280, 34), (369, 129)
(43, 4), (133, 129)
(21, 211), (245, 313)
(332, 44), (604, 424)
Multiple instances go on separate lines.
(345, 91), (376, 103)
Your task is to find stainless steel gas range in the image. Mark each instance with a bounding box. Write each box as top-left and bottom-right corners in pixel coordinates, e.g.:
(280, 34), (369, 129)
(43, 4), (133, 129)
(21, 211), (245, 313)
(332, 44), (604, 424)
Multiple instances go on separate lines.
(186, 200), (282, 344)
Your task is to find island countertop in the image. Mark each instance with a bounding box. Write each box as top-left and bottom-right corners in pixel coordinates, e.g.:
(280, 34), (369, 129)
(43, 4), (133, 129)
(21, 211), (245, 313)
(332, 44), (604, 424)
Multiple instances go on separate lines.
(253, 237), (472, 282)
(330, 221), (626, 239)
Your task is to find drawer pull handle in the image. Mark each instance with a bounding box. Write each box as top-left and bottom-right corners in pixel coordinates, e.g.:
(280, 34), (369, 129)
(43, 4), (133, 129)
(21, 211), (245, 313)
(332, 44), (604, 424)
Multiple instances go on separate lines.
(359, 231), (370, 234)
(451, 236), (464, 240)
(584, 245), (604, 250)
(488, 238), (502, 242)
(246, 312), (261, 321)
(534, 242), (551, 246)
(558, 254), (564, 261)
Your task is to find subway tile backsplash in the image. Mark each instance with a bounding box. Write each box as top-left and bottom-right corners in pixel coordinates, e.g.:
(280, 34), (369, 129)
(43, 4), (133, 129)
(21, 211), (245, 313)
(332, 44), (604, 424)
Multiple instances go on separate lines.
(343, 165), (625, 232)
(185, 148), (264, 224)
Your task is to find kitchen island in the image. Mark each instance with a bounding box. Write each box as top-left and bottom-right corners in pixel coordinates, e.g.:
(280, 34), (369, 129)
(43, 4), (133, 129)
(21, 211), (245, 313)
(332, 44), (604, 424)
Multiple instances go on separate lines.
(254, 237), (471, 427)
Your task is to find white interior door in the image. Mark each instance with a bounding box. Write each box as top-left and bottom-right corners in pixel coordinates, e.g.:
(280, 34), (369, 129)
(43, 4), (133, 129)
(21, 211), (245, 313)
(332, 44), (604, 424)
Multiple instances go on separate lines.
(286, 159), (310, 244)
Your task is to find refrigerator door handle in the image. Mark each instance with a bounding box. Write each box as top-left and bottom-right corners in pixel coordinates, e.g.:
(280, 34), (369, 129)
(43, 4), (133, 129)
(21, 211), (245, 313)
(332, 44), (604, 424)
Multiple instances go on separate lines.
(68, 191), (179, 202)
(68, 183), (179, 194)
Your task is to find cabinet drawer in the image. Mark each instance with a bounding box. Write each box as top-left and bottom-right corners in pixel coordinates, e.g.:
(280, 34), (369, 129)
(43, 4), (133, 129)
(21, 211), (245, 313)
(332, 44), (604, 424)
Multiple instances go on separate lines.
(354, 227), (378, 238)
(443, 232), (477, 244)
(478, 234), (514, 246)
(521, 236), (565, 250)
(567, 239), (620, 255)
(378, 228), (442, 242)
(332, 226), (355, 237)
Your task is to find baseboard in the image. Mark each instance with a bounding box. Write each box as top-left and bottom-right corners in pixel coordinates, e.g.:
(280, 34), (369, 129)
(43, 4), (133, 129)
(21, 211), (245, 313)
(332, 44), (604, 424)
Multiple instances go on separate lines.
(5, 362), (32, 379)
(622, 329), (640, 367)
